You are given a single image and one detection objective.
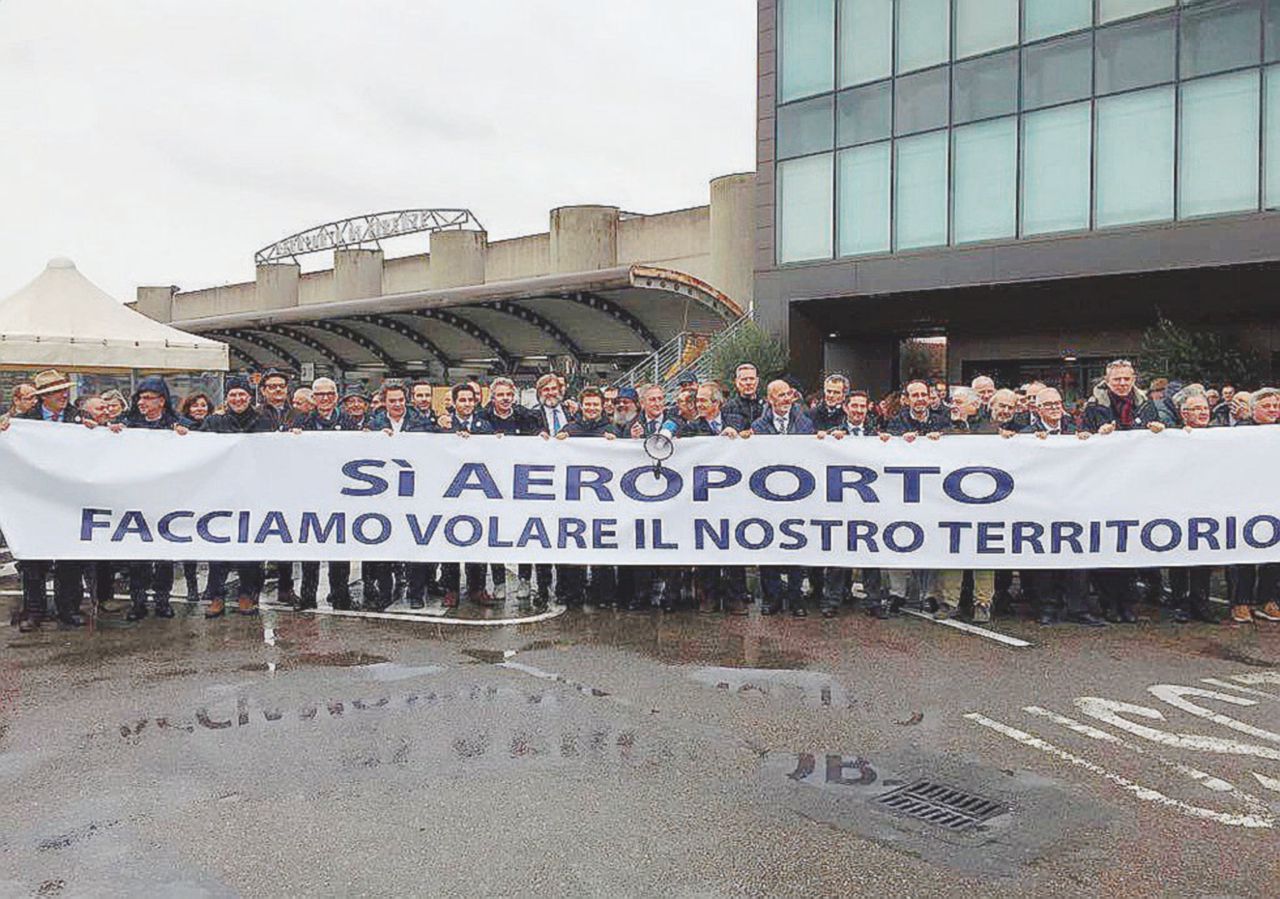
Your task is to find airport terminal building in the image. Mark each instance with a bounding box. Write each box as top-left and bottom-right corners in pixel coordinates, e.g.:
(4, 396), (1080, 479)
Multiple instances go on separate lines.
(755, 0), (1280, 397)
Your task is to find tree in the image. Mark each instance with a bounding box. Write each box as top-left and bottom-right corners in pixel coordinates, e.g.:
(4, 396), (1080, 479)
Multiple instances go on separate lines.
(1139, 317), (1262, 388)
(704, 319), (790, 387)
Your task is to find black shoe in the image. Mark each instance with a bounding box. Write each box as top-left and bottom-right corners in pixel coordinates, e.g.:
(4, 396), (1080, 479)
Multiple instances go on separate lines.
(871, 602), (891, 620)
(17, 615), (40, 633)
(57, 613), (84, 629)
(792, 606), (808, 618)
(126, 602), (148, 622)
(154, 600), (175, 619)
(1038, 610), (1058, 626)
(1120, 607), (1138, 624)
(761, 604), (780, 616)
(1190, 606), (1217, 623)
(1067, 612), (1108, 628)
(408, 596), (425, 610)
(295, 595), (317, 611)
(1172, 608), (1191, 624)
(328, 595), (352, 611)
(821, 608), (836, 619)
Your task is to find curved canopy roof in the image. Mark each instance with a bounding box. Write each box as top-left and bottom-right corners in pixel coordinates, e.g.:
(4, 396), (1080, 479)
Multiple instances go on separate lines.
(0, 258), (229, 372)
(171, 265), (740, 377)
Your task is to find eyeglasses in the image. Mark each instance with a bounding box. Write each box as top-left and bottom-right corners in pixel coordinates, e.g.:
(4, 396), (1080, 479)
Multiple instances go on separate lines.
(312, 390), (337, 397)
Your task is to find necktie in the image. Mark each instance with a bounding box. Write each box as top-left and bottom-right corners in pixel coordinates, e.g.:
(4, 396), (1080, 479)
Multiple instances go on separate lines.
(551, 407), (562, 434)
(710, 419), (721, 435)
(777, 417), (787, 434)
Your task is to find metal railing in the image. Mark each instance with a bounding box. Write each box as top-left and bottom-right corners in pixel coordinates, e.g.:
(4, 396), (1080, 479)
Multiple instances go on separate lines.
(610, 312), (753, 397)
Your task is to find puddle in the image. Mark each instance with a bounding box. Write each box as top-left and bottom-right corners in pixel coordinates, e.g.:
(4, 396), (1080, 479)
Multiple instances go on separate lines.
(238, 651), (390, 672)
(687, 666), (846, 708)
(461, 648), (517, 664)
(359, 662), (447, 682)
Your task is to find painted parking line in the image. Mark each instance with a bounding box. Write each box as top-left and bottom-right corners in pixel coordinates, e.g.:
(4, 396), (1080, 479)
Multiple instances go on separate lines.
(256, 601), (567, 627)
(900, 608), (1032, 648)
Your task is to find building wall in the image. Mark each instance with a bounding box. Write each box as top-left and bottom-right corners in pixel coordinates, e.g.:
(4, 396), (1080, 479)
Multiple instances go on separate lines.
(485, 234), (550, 283)
(381, 253), (431, 295)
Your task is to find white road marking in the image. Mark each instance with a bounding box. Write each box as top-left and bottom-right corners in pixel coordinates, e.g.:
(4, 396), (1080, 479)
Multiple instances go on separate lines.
(964, 712), (1274, 828)
(1022, 706), (1272, 815)
(257, 602), (568, 628)
(1201, 677), (1280, 700)
(1074, 697), (1280, 761)
(1252, 772), (1280, 793)
(1147, 684), (1280, 744)
(900, 608), (1032, 648)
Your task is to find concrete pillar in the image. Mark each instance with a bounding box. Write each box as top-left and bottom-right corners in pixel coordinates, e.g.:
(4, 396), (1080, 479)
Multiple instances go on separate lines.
(709, 173), (755, 310)
(550, 205), (618, 273)
(255, 262), (300, 311)
(334, 248), (384, 301)
(134, 286), (176, 323)
(428, 230), (487, 289)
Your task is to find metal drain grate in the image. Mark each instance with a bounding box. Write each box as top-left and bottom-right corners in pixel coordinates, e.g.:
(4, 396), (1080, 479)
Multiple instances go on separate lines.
(875, 781), (1006, 831)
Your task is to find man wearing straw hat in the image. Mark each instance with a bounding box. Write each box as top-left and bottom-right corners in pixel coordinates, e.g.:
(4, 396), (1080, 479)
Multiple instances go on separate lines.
(1, 370), (88, 632)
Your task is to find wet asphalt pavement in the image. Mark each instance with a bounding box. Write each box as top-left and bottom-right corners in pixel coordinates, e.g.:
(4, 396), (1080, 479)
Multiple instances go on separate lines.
(4, 575), (1280, 897)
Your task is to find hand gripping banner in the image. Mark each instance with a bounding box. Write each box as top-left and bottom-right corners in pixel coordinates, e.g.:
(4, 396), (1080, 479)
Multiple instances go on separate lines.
(0, 419), (1278, 569)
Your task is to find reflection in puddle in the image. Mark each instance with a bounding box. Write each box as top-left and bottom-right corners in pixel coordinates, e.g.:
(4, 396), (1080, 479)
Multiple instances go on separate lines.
(238, 651), (391, 672)
(687, 666), (847, 708)
(544, 614), (815, 669)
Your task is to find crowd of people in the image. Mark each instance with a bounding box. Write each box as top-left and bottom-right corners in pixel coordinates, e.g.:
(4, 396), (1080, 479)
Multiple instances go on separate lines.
(2, 359), (1278, 635)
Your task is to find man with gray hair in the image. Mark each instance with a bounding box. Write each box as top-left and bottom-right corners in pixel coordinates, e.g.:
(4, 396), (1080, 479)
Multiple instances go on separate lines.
(970, 375), (996, 416)
(293, 377), (359, 611)
(1213, 390), (1253, 427)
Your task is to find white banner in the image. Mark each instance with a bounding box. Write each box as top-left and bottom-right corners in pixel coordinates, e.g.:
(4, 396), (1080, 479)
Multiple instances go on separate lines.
(0, 418), (1277, 568)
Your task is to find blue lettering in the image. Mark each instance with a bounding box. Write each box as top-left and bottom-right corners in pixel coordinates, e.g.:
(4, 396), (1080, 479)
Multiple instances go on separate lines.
(943, 467), (1014, 505)
(80, 508), (112, 542)
(517, 517), (552, 549)
(735, 519), (773, 550)
(977, 521), (1004, 554)
(749, 465), (815, 502)
(884, 467), (941, 503)
(159, 511), (194, 544)
(1140, 519), (1181, 553)
(198, 510), (233, 544)
(1244, 515), (1280, 549)
(939, 521), (970, 553)
(406, 514), (442, 545)
(695, 519), (729, 550)
(1011, 521), (1045, 554)
(445, 463), (503, 499)
(111, 510), (153, 543)
(253, 511), (292, 544)
(558, 518), (587, 549)
(1188, 517), (1220, 551)
(825, 466), (879, 503)
(566, 466), (614, 502)
(445, 515), (482, 547)
(1052, 521), (1085, 554)
(620, 467), (682, 502)
(778, 519), (807, 550)
(513, 464), (555, 501)
(883, 521), (924, 553)
(593, 519), (618, 549)
(847, 521), (879, 552)
(353, 513), (392, 545)
(299, 512), (345, 544)
(341, 459), (388, 497)
(692, 465), (741, 501)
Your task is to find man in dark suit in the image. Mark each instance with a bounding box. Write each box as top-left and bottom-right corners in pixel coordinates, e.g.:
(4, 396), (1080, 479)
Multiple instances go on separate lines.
(438, 383), (494, 608)
(821, 390), (887, 619)
(2, 370), (87, 631)
(678, 383), (750, 614)
(744, 380), (814, 615)
(723, 363), (765, 425)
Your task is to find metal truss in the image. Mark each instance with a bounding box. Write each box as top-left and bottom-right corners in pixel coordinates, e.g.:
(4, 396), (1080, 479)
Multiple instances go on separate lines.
(226, 346), (257, 369)
(295, 320), (400, 370)
(342, 314), (456, 371)
(399, 309), (514, 371)
(560, 292), (660, 349)
(253, 325), (350, 371)
(477, 301), (584, 359)
(207, 330), (303, 373)
(255, 209), (484, 265)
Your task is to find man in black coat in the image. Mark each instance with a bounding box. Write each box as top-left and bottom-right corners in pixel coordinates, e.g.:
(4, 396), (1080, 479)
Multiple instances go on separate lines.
(2, 369), (88, 631)
(253, 369), (299, 605)
(722, 363), (765, 425)
(475, 376), (540, 606)
(809, 374), (850, 433)
(201, 375), (276, 617)
(293, 377), (360, 610)
(109, 375), (191, 621)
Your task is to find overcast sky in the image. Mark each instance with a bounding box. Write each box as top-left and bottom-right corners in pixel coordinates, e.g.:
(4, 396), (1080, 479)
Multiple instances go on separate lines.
(0, 0), (756, 301)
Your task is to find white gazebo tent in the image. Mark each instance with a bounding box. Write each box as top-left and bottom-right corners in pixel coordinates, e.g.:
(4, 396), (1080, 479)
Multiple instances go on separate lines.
(0, 257), (228, 372)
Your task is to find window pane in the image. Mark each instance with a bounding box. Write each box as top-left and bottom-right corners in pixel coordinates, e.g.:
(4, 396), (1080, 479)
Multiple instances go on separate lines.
(837, 81), (891, 145)
(1181, 0), (1261, 79)
(837, 142), (891, 255)
(1099, 0), (1174, 23)
(1024, 0), (1093, 41)
(778, 95), (835, 159)
(1096, 87), (1175, 227)
(1096, 14), (1176, 94)
(1268, 0), (1280, 63)
(1022, 102), (1092, 235)
(1268, 66), (1280, 206)
(894, 131), (949, 249)
(895, 66), (950, 134)
(955, 0), (1018, 59)
(1023, 32), (1093, 110)
(897, 0), (950, 73)
(1180, 70), (1261, 217)
(777, 154), (834, 263)
(839, 0), (892, 87)
(953, 117), (1017, 243)
(953, 49), (1018, 124)
(779, 0), (835, 102)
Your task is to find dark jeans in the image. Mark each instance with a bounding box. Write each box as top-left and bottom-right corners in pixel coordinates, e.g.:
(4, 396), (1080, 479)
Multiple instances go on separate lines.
(1229, 563), (1280, 608)
(129, 561), (174, 603)
(1029, 569), (1091, 618)
(275, 561), (294, 594)
(20, 560), (83, 620)
(1169, 566), (1212, 615)
(442, 563), (487, 595)
(363, 561), (395, 604)
(761, 566), (803, 611)
(697, 566), (749, 608)
(822, 567), (883, 612)
(205, 562), (264, 600)
(301, 561), (351, 605)
(406, 562), (438, 602)
(1093, 569), (1134, 615)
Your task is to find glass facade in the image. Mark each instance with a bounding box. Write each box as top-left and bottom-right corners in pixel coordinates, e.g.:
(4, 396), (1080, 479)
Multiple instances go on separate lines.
(775, 0), (1280, 265)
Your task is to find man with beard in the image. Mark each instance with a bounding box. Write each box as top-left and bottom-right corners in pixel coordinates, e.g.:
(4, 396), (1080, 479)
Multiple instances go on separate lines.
(110, 375), (190, 622)
(201, 375), (276, 617)
(1, 370), (88, 631)
(293, 377), (359, 610)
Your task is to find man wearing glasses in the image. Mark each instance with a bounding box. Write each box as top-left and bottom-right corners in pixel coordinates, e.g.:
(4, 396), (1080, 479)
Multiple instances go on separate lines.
(255, 369), (299, 605)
